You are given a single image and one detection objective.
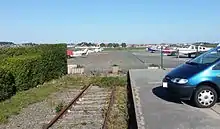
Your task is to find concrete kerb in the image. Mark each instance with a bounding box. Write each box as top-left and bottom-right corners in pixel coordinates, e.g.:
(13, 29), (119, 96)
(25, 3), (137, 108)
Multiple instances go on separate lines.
(128, 70), (146, 129)
(128, 68), (174, 129)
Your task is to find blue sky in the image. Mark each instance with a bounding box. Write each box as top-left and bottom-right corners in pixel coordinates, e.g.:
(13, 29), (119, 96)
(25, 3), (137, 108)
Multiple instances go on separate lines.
(0, 0), (219, 44)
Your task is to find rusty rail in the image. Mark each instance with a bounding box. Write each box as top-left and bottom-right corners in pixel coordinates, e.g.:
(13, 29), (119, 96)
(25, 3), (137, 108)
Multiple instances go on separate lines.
(102, 86), (116, 129)
(42, 84), (92, 129)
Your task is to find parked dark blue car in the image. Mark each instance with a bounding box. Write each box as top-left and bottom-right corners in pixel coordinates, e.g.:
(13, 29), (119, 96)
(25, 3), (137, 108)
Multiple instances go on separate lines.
(163, 46), (220, 108)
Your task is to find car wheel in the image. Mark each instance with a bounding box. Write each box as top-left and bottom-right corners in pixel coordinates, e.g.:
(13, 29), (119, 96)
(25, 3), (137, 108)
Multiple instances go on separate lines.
(193, 85), (217, 108)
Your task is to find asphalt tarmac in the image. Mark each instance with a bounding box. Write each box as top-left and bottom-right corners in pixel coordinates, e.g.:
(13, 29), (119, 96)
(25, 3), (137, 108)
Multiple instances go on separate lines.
(67, 51), (190, 73)
(130, 69), (220, 129)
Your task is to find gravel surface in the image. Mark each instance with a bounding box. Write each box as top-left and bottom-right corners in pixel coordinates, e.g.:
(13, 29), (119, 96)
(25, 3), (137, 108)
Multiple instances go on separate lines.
(50, 86), (111, 129)
(0, 88), (82, 129)
(0, 86), (112, 129)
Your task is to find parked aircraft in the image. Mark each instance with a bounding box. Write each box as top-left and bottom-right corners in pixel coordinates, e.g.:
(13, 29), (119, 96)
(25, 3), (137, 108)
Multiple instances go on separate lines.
(177, 45), (212, 58)
(75, 46), (104, 53)
(162, 47), (177, 56)
(147, 45), (176, 54)
(146, 46), (161, 53)
(67, 48), (89, 58)
(87, 47), (104, 53)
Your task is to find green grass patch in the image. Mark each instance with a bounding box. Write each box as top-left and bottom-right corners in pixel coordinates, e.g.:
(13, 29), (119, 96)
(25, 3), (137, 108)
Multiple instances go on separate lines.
(90, 76), (127, 88)
(107, 86), (128, 129)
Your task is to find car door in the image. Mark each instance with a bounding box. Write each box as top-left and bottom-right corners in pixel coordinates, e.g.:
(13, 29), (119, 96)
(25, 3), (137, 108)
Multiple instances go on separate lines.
(210, 61), (220, 86)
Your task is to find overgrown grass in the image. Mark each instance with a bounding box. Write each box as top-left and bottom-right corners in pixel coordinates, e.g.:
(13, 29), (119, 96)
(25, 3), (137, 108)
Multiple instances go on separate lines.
(107, 86), (128, 129)
(90, 76), (127, 88)
(0, 75), (127, 124)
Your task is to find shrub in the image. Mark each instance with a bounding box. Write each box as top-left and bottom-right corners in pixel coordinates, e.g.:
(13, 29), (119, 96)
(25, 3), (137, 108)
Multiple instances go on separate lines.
(37, 44), (67, 81)
(0, 68), (16, 101)
(0, 43), (67, 92)
(0, 47), (38, 57)
(55, 102), (64, 113)
(76, 64), (84, 68)
(2, 55), (42, 91)
(148, 64), (159, 67)
(0, 44), (67, 92)
(112, 64), (119, 67)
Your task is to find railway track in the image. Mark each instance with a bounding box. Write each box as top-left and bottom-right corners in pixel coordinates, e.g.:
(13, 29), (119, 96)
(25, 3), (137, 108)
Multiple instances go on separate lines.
(42, 84), (115, 129)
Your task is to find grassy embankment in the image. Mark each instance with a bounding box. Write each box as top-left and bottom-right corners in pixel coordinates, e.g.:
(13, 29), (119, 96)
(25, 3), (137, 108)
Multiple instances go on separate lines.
(106, 86), (128, 129)
(0, 75), (128, 128)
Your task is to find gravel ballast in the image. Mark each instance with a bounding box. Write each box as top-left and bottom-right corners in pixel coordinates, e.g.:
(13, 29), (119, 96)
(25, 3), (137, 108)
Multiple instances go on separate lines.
(0, 88), (81, 129)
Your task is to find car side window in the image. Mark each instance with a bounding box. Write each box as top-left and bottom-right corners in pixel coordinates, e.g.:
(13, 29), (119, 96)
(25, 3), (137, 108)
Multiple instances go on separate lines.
(202, 50), (220, 64)
(213, 62), (220, 70)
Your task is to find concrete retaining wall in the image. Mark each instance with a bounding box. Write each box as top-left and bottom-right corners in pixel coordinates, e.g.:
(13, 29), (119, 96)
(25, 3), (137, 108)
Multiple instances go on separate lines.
(128, 68), (173, 129)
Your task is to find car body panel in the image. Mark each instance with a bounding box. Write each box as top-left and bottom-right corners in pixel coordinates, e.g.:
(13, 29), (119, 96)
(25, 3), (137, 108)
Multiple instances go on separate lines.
(163, 46), (220, 100)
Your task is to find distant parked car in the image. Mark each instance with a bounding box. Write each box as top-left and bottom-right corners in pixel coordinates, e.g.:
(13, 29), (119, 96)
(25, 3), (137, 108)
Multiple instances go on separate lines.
(162, 46), (220, 108)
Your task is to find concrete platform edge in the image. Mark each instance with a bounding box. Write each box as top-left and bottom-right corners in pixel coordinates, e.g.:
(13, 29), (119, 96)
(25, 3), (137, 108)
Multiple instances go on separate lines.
(129, 69), (146, 129)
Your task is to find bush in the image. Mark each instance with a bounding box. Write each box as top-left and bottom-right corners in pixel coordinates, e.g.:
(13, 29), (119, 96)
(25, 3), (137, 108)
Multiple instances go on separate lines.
(0, 68), (16, 101)
(37, 44), (67, 81)
(0, 46), (39, 58)
(148, 64), (159, 67)
(0, 44), (67, 92)
(55, 102), (64, 113)
(2, 55), (42, 91)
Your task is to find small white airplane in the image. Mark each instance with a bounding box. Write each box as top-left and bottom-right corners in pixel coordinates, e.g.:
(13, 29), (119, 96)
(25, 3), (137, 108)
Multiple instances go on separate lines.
(177, 45), (212, 58)
(67, 48), (89, 58)
(87, 47), (104, 53)
(75, 46), (104, 53)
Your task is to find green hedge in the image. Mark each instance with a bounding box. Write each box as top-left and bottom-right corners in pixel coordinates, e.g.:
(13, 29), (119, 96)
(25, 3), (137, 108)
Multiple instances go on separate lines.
(2, 55), (43, 91)
(37, 44), (67, 81)
(0, 68), (16, 101)
(0, 47), (38, 57)
(0, 44), (67, 100)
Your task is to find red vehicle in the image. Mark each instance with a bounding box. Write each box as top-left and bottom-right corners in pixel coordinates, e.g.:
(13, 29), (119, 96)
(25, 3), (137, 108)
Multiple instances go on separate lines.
(66, 50), (73, 58)
(162, 47), (177, 56)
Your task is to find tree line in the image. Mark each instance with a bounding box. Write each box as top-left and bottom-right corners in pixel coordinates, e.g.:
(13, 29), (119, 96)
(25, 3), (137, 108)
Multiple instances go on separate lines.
(77, 42), (127, 48)
(0, 42), (15, 45)
(0, 42), (38, 46)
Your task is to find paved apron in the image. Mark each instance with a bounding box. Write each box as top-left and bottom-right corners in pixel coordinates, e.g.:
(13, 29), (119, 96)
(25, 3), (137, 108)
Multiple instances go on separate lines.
(130, 69), (220, 129)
